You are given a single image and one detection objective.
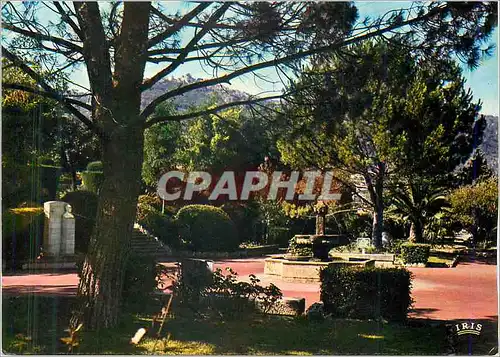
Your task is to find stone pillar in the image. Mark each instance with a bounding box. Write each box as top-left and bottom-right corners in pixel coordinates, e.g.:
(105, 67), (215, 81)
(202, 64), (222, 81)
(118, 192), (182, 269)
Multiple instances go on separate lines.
(43, 201), (67, 256)
(62, 204), (75, 256)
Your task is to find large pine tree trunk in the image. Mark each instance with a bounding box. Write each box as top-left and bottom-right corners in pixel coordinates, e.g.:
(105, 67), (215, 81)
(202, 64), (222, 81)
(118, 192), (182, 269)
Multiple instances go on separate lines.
(71, 2), (151, 329)
(75, 122), (145, 329)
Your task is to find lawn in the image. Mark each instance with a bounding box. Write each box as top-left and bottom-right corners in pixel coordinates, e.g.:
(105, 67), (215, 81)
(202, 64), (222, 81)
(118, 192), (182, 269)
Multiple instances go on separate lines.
(2, 295), (450, 355)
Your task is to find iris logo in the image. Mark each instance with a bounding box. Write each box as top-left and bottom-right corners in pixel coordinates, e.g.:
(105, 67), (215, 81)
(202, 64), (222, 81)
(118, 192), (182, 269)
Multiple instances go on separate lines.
(455, 322), (482, 336)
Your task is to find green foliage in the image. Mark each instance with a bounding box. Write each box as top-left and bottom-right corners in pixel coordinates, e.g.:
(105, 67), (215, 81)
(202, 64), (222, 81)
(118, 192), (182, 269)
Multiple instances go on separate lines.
(287, 236), (313, 257)
(173, 263), (282, 319)
(81, 172), (104, 194)
(136, 201), (180, 248)
(400, 243), (431, 264)
(320, 266), (413, 321)
(86, 161), (103, 172)
(176, 204), (239, 252)
(267, 227), (293, 247)
(61, 190), (98, 253)
(337, 211), (372, 239)
(387, 239), (406, 255)
(388, 181), (449, 243)
(2, 207), (44, 268)
(221, 202), (261, 244)
(278, 40), (484, 248)
(449, 176), (498, 242)
(122, 254), (170, 310)
(137, 194), (164, 213)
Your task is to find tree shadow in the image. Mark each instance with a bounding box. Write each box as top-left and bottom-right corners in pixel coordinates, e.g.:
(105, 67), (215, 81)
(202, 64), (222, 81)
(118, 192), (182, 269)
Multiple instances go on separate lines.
(408, 316), (498, 355)
(409, 307), (440, 317)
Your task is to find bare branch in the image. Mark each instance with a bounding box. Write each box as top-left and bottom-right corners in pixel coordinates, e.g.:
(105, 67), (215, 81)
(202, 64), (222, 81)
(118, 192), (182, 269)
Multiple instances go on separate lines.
(148, 3), (211, 48)
(3, 23), (83, 53)
(53, 2), (84, 41)
(142, 3), (231, 91)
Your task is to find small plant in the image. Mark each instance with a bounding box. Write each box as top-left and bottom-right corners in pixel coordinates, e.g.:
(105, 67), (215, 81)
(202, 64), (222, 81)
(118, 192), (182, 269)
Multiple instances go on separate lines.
(287, 236), (313, 257)
(60, 323), (83, 353)
(173, 264), (282, 319)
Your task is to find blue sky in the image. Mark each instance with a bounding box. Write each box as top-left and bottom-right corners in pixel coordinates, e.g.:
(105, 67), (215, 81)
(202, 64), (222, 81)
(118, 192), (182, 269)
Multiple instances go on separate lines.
(70, 1), (499, 115)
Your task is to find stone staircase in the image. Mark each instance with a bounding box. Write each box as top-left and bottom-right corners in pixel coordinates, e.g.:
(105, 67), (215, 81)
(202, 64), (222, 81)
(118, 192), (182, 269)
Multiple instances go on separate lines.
(130, 224), (172, 262)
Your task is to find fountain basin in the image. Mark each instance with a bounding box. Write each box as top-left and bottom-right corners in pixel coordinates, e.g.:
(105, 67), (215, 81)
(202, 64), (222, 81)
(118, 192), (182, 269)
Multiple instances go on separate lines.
(264, 255), (375, 282)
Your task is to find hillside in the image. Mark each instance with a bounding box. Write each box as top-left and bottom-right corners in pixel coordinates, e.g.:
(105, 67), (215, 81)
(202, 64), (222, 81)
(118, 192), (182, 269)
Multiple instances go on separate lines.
(481, 115), (498, 172)
(141, 76), (497, 172)
(141, 74), (250, 112)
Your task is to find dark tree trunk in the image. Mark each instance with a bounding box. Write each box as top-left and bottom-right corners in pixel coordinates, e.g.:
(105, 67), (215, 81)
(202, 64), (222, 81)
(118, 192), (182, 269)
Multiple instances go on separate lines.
(409, 220), (424, 243)
(372, 203), (383, 248)
(366, 162), (385, 249)
(70, 2), (151, 330)
(75, 120), (145, 329)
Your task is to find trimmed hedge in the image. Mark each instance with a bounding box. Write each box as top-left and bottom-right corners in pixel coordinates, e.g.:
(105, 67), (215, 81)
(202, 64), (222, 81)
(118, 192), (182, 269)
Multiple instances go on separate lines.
(62, 190), (98, 253)
(176, 204), (238, 252)
(2, 207), (44, 268)
(320, 266), (413, 321)
(400, 243), (430, 265)
(81, 161), (104, 193)
(86, 161), (103, 172)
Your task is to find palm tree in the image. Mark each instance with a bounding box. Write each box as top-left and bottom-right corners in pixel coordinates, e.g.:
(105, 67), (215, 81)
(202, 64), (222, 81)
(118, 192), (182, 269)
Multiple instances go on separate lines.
(388, 179), (449, 243)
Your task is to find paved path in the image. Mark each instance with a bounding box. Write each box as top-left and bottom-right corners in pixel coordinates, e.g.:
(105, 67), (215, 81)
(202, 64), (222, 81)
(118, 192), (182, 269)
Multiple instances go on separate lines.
(2, 258), (497, 321)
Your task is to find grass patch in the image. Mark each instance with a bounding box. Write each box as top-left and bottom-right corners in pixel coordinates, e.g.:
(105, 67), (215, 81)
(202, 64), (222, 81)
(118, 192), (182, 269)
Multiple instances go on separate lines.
(427, 256), (452, 266)
(2, 295), (454, 355)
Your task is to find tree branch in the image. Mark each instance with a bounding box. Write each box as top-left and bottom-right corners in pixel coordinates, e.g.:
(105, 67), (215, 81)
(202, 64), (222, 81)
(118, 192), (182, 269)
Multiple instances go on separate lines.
(53, 2), (85, 41)
(142, 3), (231, 91)
(148, 3), (211, 48)
(3, 23), (83, 54)
(2, 46), (102, 137)
(144, 93), (284, 128)
(3, 83), (92, 110)
(74, 2), (113, 99)
(141, 3), (449, 119)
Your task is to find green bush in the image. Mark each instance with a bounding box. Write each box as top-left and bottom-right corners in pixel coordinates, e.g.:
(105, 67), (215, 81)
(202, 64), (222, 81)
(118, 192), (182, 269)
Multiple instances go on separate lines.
(2, 207), (44, 268)
(176, 204), (238, 252)
(2, 163), (61, 207)
(81, 161), (104, 193)
(287, 236), (313, 256)
(86, 161), (103, 172)
(122, 253), (170, 310)
(136, 203), (180, 248)
(61, 190), (98, 253)
(173, 263), (282, 319)
(138, 194), (163, 212)
(39, 165), (61, 201)
(221, 202), (260, 244)
(267, 226), (293, 247)
(400, 243), (430, 265)
(320, 266), (413, 321)
(81, 172), (104, 194)
(388, 239), (406, 255)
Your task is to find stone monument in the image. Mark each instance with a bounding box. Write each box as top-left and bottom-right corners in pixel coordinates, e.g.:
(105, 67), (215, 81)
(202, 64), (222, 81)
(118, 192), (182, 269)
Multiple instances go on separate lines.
(23, 201), (76, 269)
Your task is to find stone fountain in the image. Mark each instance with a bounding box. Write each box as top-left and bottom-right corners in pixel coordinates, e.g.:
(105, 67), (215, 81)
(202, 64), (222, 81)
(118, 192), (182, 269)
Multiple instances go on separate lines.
(264, 205), (375, 282)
